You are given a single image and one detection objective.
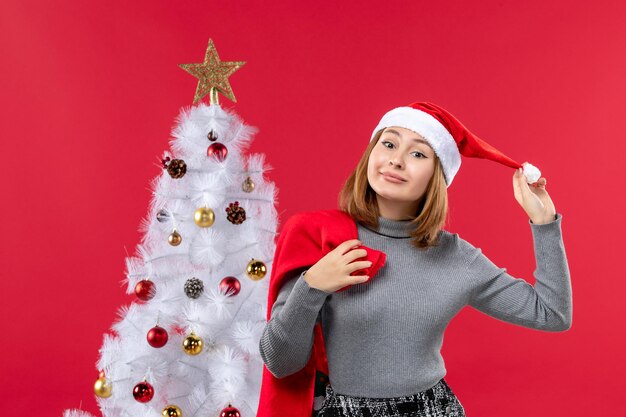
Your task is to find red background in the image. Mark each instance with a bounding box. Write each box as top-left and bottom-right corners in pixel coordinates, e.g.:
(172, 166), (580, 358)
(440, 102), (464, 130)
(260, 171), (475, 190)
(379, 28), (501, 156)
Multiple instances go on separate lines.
(1, 1), (624, 416)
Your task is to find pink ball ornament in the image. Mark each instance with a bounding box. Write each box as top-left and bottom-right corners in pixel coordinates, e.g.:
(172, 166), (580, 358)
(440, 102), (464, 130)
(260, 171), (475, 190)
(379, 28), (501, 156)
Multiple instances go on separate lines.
(219, 276), (241, 297)
(133, 381), (154, 403)
(207, 143), (228, 161)
(135, 280), (156, 301)
(147, 325), (168, 348)
(220, 405), (241, 417)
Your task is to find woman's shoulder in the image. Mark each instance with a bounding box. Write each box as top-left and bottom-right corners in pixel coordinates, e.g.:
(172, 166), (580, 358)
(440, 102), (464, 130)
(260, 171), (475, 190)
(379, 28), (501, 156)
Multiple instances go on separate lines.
(437, 229), (481, 258)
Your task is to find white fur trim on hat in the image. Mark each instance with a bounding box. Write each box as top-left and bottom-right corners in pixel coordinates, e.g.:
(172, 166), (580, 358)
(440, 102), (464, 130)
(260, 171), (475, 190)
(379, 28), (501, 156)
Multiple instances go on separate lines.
(370, 107), (462, 187)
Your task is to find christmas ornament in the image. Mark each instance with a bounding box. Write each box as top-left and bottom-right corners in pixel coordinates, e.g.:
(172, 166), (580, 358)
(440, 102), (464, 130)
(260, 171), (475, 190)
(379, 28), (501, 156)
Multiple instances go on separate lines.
(134, 280), (156, 301)
(182, 332), (203, 355)
(207, 142), (228, 161)
(246, 259), (267, 281)
(162, 157), (187, 179)
(133, 381), (154, 403)
(156, 209), (170, 223)
(225, 201), (246, 225)
(242, 176), (255, 193)
(168, 230), (182, 246)
(147, 325), (168, 348)
(207, 130), (217, 141)
(194, 206), (215, 227)
(179, 38), (246, 104)
(162, 404), (182, 417)
(184, 277), (204, 299)
(220, 405), (241, 417)
(219, 276), (241, 296)
(94, 373), (112, 398)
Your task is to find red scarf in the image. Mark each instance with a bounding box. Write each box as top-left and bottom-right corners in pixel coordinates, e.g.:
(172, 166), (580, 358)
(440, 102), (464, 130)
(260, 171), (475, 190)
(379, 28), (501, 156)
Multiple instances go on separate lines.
(256, 209), (387, 417)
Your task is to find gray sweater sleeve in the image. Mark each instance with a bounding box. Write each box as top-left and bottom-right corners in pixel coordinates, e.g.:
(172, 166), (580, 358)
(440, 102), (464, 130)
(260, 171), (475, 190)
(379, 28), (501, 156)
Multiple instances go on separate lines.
(467, 213), (573, 332)
(259, 267), (330, 379)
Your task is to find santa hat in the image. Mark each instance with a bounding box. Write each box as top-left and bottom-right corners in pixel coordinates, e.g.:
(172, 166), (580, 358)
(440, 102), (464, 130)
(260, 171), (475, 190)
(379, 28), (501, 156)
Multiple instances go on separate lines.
(371, 102), (541, 187)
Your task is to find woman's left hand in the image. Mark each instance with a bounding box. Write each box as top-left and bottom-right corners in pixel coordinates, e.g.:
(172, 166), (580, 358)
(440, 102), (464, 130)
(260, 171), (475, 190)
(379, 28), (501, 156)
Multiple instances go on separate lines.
(513, 164), (557, 225)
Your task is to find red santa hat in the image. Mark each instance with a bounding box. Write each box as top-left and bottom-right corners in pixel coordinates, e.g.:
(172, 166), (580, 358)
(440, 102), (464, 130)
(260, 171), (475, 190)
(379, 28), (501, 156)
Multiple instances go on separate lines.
(371, 102), (541, 187)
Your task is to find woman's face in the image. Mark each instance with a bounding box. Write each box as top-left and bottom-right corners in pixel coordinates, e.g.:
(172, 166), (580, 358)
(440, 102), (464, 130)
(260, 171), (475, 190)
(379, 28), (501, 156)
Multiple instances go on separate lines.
(367, 126), (436, 219)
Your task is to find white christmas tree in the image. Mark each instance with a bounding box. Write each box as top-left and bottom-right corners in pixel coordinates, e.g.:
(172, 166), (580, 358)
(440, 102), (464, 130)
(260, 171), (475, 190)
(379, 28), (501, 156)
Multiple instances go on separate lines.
(66, 39), (277, 417)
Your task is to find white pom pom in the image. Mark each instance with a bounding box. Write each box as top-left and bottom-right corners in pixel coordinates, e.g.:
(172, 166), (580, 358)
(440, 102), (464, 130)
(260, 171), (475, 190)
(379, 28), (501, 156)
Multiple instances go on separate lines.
(522, 162), (541, 184)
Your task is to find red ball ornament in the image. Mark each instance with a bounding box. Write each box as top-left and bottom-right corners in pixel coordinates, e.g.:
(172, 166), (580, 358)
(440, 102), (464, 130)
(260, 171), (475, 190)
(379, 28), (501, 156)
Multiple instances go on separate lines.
(220, 405), (241, 417)
(133, 381), (154, 403)
(147, 325), (168, 348)
(219, 276), (241, 297)
(207, 143), (228, 161)
(135, 280), (156, 301)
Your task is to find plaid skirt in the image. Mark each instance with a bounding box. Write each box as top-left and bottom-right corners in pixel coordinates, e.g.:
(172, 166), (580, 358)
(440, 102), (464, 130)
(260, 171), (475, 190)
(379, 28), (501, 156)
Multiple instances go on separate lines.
(314, 378), (466, 417)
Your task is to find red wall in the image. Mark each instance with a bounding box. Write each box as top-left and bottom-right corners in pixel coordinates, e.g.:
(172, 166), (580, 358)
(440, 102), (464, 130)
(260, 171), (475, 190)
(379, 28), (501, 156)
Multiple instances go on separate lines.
(1, 1), (624, 416)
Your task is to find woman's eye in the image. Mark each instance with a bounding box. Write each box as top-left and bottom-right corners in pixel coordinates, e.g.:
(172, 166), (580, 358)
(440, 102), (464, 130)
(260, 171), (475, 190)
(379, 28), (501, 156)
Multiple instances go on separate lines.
(382, 141), (425, 158)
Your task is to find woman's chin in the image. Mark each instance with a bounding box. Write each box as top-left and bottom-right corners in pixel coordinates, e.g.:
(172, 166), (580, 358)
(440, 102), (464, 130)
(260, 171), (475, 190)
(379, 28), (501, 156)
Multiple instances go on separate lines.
(374, 191), (407, 203)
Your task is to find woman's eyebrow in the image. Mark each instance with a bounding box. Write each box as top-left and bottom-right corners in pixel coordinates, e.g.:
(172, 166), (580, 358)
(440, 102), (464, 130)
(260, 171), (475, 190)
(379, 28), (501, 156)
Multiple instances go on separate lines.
(384, 129), (430, 146)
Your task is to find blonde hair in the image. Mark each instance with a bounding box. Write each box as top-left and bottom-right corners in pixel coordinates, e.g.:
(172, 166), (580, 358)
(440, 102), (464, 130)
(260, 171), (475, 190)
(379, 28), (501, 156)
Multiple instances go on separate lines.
(338, 129), (449, 249)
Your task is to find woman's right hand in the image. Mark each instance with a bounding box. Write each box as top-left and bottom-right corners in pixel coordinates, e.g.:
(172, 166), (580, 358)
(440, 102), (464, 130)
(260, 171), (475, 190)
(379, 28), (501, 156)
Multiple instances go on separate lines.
(303, 239), (372, 293)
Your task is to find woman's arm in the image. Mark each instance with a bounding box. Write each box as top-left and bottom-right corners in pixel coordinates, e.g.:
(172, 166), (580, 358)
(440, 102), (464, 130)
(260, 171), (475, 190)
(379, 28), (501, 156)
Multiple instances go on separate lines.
(467, 213), (573, 332)
(259, 267), (329, 378)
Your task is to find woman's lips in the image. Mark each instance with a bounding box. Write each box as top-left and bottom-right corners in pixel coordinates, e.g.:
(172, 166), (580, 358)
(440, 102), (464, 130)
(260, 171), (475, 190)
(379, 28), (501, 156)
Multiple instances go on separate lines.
(380, 172), (406, 183)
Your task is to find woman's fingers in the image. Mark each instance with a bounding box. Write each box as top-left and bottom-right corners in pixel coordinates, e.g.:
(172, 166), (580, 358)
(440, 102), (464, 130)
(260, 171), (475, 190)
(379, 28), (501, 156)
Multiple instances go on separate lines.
(513, 168), (529, 202)
(534, 177), (547, 188)
(345, 248), (368, 262)
(336, 239), (362, 255)
(347, 260), (373, 274)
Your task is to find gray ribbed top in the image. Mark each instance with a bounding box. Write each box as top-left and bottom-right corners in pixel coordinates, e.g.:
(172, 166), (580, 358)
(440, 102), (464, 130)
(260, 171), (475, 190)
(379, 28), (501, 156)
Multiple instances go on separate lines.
(259, 213), (572, 398)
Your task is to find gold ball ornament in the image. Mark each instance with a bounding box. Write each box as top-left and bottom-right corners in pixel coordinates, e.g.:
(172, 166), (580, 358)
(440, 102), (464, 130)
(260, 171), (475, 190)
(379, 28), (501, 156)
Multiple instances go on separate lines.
(242, 176), (255, 193)
(194, 206), (215, 227)
(162, 404), (183, 417)
(246, 259), (267, 281)
(94, 376), (112, 398)
(182, 332), (204, 355)
(168, 230), (182, 246)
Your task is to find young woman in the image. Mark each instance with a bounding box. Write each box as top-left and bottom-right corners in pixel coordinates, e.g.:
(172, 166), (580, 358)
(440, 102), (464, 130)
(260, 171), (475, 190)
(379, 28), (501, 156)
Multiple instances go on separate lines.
(257, 102), (572, 417)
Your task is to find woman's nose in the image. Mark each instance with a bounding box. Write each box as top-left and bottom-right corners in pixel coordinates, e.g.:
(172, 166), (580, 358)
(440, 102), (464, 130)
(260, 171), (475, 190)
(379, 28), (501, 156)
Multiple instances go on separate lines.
(389, 157), (403, 167)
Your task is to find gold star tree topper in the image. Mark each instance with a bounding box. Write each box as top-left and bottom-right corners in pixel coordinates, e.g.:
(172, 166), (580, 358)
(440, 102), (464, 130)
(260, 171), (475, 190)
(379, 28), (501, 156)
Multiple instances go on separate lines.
(179, 39), (246, 105)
